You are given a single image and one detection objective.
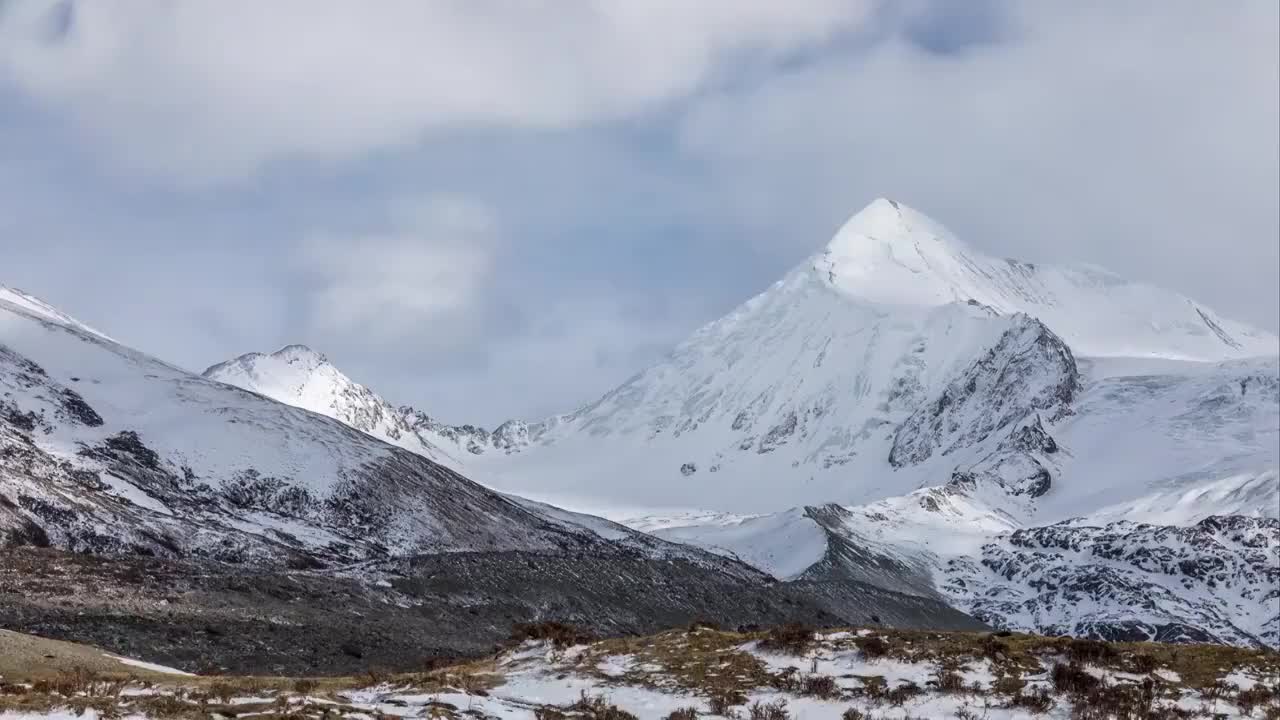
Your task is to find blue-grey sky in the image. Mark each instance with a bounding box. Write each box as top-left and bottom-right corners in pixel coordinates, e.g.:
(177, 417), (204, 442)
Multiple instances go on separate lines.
(1, 0), (1277, 425)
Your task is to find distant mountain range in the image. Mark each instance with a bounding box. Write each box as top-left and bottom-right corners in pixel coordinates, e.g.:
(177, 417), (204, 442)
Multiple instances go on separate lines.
(206, 198), (1279, 649)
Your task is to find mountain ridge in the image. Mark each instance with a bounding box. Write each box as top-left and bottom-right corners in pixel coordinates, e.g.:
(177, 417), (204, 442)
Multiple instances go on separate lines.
(204, 200), (1279, 475)
(199, 198), (1278, 650)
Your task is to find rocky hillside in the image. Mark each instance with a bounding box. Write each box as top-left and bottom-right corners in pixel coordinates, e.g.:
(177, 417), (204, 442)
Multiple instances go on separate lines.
(947, 515), (1280, 648)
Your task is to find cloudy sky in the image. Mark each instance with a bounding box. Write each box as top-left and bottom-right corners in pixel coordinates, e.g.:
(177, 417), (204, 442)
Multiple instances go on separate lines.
(1, 0), (1276, 425)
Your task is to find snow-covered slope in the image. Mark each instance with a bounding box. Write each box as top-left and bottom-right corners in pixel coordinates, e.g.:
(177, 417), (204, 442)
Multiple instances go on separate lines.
(636, 355), (1279, 646)
(205, 198), (1279, 647)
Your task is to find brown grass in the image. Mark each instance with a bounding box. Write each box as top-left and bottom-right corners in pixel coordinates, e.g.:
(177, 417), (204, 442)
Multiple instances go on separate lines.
(566, 691), (639, 719)
(570, 628), (776, 696)
(5, 623), (1280, 719)
(746, 699), (790, 719)
(853, 636), (890, 659)
(1008, 687), (1054, 713)
(759, 623), (815, 655)
(511, 621), (595, 649)
(708, 689), (748, 714)
(884, 680), (924, 706)
(799, 673), (839, 698)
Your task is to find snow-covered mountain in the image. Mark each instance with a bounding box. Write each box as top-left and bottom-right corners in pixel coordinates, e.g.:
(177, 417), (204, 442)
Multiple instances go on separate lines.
(417, 198), (1271, 513)
(204, 198), (1279, 648)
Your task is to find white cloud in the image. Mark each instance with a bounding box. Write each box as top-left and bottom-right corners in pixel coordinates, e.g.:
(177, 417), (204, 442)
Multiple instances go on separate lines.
(676, 1), (1280, 331)
(0, 0), (875, 182)
(397, 296), (699, 424)
(300, 194), (496, 340)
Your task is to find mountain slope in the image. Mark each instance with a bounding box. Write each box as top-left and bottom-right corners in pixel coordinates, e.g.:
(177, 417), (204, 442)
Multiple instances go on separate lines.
(634, 353), (1279, 647)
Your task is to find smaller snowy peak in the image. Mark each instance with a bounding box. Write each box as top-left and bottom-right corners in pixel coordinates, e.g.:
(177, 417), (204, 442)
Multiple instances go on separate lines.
(271, 343), (329, 364)
(203, 344), (329, 379)
(202, 346), (539, 467)
(203, 344), (462, 464)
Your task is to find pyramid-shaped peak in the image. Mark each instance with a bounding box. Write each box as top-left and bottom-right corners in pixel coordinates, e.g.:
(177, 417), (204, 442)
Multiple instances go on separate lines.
(815, 199), (976, 303)
(843, 197), (907, 232)
(828, 197), (962, 252)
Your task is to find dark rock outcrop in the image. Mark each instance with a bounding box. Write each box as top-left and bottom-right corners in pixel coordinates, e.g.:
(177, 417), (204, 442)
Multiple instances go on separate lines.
(889, 316), (1079, 467)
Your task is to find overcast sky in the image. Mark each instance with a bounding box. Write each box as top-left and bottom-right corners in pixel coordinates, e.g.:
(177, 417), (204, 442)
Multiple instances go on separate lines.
(1, 0), (1276, 425)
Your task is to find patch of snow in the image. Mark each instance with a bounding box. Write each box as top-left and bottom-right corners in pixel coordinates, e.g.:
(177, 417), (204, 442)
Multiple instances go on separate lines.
(105, 653), (194, 675)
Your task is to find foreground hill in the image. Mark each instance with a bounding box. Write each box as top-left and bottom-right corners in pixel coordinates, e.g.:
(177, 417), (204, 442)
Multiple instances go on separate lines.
(3, 625), (1278, 719)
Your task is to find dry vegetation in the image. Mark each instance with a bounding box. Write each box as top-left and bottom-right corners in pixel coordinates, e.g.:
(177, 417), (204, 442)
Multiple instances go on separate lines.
(2, 623), (1278, 719)
(560, 623), (1280, 718)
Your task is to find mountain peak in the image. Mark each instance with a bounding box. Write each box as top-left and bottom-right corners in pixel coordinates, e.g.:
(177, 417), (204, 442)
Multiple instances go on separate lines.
(814, 198), (975, 307)
(828, 197), (959, 247)
(808, 198), (1276, 359)
(837, 197), (905, 235)
(270, 344), (329, 364)
(203, 344), (329, 379)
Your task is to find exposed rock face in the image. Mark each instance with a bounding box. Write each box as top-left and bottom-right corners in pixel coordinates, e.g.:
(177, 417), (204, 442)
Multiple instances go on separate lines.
(889, 316), (1079, 468)
(952, 414), (1061, 499)
(1000, 414), (1058, 455)
(944, 515), (1280, 648)
(798, 504), (943, 601)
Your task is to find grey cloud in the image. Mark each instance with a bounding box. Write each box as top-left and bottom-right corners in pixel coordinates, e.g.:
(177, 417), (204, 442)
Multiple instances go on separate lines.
(0, 0), (877, 183)
(297, 194), (498, 342)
